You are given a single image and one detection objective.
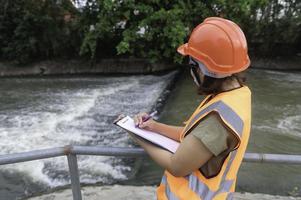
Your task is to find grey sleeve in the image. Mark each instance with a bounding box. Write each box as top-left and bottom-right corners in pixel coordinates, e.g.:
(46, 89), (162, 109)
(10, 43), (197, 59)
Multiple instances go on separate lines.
(191, 113), (230, 156)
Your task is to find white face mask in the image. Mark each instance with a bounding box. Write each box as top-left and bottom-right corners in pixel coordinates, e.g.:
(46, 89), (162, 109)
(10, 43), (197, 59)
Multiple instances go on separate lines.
(189, 56), (231, 78)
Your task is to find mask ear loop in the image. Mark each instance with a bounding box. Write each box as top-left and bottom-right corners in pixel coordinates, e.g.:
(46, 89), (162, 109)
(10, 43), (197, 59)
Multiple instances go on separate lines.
(190, 68), (200, 87)
(189, 57), (202, 87)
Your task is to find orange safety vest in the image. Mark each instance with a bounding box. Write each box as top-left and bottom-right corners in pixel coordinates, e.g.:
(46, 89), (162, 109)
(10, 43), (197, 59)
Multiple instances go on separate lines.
(157, 86), (251, 200)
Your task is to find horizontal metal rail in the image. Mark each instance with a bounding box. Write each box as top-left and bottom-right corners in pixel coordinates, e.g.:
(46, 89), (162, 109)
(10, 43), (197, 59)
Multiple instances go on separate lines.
(243, 152), (301, 164)
(1, 146), (301, 200)
(0, 146), (147, 165)
(1, 146), (301, 165)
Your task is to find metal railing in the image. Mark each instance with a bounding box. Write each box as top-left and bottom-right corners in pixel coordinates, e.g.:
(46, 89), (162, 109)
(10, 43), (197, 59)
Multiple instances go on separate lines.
(1, 146), (301, 200)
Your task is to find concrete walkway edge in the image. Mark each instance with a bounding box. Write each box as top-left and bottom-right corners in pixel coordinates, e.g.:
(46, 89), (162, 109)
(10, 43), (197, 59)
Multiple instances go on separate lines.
(26, 185), (301, 200)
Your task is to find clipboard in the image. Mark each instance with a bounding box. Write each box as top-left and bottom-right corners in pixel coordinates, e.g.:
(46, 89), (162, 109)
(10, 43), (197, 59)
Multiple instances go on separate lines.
(114, 116), (179, 153)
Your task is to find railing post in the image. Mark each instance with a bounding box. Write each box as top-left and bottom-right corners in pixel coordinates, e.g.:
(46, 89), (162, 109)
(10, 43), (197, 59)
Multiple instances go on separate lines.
(67, 154), (82, 200)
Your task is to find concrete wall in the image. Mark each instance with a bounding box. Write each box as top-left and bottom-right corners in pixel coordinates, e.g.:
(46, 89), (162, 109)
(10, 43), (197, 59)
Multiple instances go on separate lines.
(250, 56), (301, 71)
(0, 59), (177, 77)
(0, 56), (300, 77)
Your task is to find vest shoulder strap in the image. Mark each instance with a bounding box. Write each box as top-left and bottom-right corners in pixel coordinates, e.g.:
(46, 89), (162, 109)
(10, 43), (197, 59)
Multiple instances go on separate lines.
(182, 100), (244, 141)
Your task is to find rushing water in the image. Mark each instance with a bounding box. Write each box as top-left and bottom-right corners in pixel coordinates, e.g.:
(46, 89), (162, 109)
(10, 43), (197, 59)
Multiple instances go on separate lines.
(132, 68), (301, 197)
(0, 68), (300, 198)
(0, 73), (176, 199)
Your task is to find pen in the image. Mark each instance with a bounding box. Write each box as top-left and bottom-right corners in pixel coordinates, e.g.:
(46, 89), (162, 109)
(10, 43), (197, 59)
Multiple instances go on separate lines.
(136, 111), (158, 127)
(142, 111), (158, 122)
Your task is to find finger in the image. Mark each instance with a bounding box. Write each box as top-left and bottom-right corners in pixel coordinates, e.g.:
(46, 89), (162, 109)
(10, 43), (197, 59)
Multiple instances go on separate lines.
(135, 113), (144, 126)
(138, 115), (143, 125)
(142, 112), (149, 118)
(138, 112), (148, 118)
(139, 122), (146, 128)
(136, 112), (148, 126)
(139, 119), (151, 128)
(138, 114), (144, 125)
(133, 115), (138, 125)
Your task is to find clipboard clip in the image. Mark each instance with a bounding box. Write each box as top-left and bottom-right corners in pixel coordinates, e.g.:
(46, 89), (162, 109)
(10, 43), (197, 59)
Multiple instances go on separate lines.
(113, 114), (126, 124)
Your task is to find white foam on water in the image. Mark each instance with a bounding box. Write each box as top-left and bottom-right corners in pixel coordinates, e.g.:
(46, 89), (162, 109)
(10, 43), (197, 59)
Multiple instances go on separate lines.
(0, 81), (139, 150)
(0, 73), (174, 189)
(78, 156), (130, 184)
(1, 159), (64, 187)
(277, 115), (301, 138)
(252, 124), (280, 132)
(253, 102), (301, 138)
(264, 70), (301, 83)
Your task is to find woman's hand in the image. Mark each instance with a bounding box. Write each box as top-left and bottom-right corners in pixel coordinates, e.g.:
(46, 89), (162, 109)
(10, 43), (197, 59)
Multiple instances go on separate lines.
(133, 112), (156, 131)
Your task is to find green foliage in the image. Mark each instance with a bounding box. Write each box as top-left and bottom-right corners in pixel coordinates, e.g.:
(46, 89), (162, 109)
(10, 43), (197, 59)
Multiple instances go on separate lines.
(79, 0), (301, 62)
(79, 0), (211, 63)
(242, 0), (301, 56)
(0, 0), (80, 64)
(0, 0), (300, 64)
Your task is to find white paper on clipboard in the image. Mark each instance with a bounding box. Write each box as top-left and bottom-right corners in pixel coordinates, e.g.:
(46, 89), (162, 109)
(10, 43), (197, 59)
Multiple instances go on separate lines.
(116, 116), (179, 153)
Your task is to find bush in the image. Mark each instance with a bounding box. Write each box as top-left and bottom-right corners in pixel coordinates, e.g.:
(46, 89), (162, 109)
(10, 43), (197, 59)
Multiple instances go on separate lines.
(79, 0), (213, 63)
(80, 0), (301, 63)
(1, 0), (300, 65)
(0, 0), (81, 64)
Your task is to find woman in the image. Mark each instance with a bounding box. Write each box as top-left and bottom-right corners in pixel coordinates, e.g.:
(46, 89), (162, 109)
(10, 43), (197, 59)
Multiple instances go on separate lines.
(131, 17), (251, 200)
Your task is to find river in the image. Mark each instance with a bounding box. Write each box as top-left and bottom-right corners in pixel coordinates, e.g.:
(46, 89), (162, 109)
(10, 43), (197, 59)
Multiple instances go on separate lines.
(131, 68), (301, 197)
(0, 72), (176, 199)
(0, 69), (300, 199)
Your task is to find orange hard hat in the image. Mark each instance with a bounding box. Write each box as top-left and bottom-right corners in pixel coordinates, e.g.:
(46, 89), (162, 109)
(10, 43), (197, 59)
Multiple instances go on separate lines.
(178, 17), (250, 76)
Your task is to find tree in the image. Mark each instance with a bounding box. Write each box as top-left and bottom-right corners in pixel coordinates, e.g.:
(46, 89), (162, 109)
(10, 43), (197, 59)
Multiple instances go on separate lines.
(0, 0), (80, 64)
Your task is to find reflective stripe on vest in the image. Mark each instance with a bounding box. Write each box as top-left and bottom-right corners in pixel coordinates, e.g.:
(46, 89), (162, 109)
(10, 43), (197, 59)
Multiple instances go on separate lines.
(179, 101), (244, 199)
(183, 101), (244, 137)
(226, 192), (234, 200)
(157, 87), (251, 200)
(160, 151), (238, 200)
(161, 175), (180, 200)
(185, 151), (237, 199)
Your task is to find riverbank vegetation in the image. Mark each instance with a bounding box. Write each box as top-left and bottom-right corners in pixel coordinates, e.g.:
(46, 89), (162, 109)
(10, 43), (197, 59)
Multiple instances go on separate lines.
(0, 0), (300, 65)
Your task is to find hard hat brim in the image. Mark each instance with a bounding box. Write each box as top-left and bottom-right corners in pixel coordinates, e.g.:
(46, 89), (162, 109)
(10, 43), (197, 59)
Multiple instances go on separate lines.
(177, 43), (188, 56)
